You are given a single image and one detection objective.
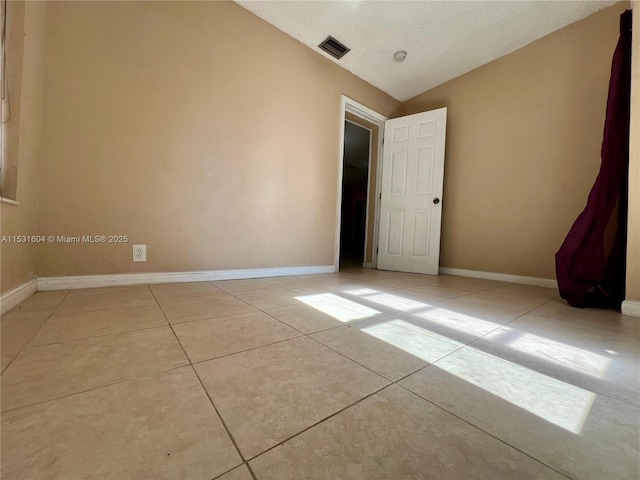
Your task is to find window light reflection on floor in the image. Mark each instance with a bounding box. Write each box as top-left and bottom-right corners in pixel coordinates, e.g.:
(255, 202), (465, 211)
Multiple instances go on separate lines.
(294, 293), (380, 322)
(435, 348), (596, 434)
(413, 307), (502, 337)
(361, 319), (460, 363)
(357, 293), (432, 312)
(342, 288), (381, 296)
(364, 316), (595, 434)
(486, 328), (611, 378)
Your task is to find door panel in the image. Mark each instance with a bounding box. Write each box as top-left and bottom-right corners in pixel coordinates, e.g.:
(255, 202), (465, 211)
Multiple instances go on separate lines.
(378, 108), (447, 274)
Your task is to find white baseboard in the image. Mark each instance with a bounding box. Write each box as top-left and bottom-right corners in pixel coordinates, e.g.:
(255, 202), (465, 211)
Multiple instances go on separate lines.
(438, 267), (557, 289)
(621, 300), (640, 317)
(362, 262), (372, 269)
(1, 279), (38, 315)
(37, 265), (336, 291)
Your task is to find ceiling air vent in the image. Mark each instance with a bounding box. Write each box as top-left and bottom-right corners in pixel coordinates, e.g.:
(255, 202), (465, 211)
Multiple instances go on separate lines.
(318, 36), (350, 60)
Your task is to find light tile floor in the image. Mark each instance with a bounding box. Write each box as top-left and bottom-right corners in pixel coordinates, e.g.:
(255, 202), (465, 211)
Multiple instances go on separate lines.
(1, 268), (638, 479)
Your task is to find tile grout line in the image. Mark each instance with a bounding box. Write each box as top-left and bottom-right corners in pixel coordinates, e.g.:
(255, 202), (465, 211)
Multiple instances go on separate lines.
(245, 462), (260, 480)
(148, 286), (252, 476)
(209, 462), (259, 480)
(304, 333), (395, 382)
(25, 322), (170, 349)
(188, 334), (305, 367)
(1, 290), (71, 375)
(394, 382), (575, 480)
(0, 363), (189, 414)
(244, 383), (391, 464)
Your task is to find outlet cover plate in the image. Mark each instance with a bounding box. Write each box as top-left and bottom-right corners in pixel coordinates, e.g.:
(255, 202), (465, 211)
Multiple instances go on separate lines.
(133, 244), (146, 262)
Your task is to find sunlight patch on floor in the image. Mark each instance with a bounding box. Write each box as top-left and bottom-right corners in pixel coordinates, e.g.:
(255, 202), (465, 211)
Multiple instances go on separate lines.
(361, 319), (460, 363)
(486, 328), (611, 378)
(412, 307), (502, 337)
(435, 348), (595, 434)
(357, 293), (433, 312)
(295, 293), (380, 322)
(342, 288), (380, 296)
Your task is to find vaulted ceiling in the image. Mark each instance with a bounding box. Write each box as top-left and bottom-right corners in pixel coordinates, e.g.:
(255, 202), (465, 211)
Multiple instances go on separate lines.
(236, 1), (616, 101)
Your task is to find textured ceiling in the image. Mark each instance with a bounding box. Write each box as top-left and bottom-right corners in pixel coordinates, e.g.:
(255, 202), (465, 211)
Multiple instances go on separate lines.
(236, 1), (616, 101)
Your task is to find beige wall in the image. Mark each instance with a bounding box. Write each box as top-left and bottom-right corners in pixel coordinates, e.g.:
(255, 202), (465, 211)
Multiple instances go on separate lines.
(400, 3), (629, 280)
(345, 112), (379, 266)
(627, 1), (640, 302)
(36, 1), (400, 277)
(1, 2), (47, 293)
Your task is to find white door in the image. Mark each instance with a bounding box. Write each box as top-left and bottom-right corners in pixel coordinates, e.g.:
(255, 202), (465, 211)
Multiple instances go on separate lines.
(377, 108), (447, 274)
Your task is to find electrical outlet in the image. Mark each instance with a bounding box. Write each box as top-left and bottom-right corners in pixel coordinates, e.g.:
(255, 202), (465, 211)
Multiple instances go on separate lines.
(133, 244), (146, 262)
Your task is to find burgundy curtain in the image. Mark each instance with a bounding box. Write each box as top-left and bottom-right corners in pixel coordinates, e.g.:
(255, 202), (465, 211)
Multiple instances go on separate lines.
(555, 10), (632, 309)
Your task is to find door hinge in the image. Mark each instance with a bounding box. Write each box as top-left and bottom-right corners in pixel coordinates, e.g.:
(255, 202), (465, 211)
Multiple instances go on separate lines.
(379, 193), (382, 200)
(376, 247), (379, 254)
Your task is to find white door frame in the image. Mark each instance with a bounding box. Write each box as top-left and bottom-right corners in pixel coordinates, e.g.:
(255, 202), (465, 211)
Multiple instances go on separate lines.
(335, 95), (387, 271)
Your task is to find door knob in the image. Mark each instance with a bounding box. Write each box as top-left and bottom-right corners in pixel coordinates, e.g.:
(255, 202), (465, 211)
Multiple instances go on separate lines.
(433, 198), (440, 205)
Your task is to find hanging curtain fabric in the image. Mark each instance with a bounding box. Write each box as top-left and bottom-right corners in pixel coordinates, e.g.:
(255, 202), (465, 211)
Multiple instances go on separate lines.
(555, 9), (633, 309)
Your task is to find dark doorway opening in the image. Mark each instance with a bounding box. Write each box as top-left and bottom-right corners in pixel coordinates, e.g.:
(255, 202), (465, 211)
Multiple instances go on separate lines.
(340, 120), (371, 269)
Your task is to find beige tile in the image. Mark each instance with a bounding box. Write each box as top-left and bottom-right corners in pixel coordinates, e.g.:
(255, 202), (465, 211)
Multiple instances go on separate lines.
(30, 304), (168, 346)
(235, 290), (301, 310)
(1, 316), (48, 372)
(456, 285), (557, 314)
(56, 286), (156, 314)
(400, 349), (639, 480)
(150, 282), (226, 304)
(470, 314), (640, 405)
(161, 295), (258, 325)
(264, 273), (347, 290)
(2, 291), (68, 320)
(364, 275), (440, 289)
(1, 367), (241, 480)
(173, 311), (301, 363)
(250, 385), (567, 480)
(65, 285), (151, 298)
(435, 276), (507, 289)
(405, 284), (474, 298)
(407, 282), (498, 298)
(212, 279), (286, 295)
(216, 465), (253, 480)
(2, 326), (187, 411)
(266, 303), (382, 334)
(311, 318), (461, 381)
(1, 307), (50, 325)
(195, 337), (389, 458)
(338, 268), (404, 280)
(317, 281), (383, 294)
